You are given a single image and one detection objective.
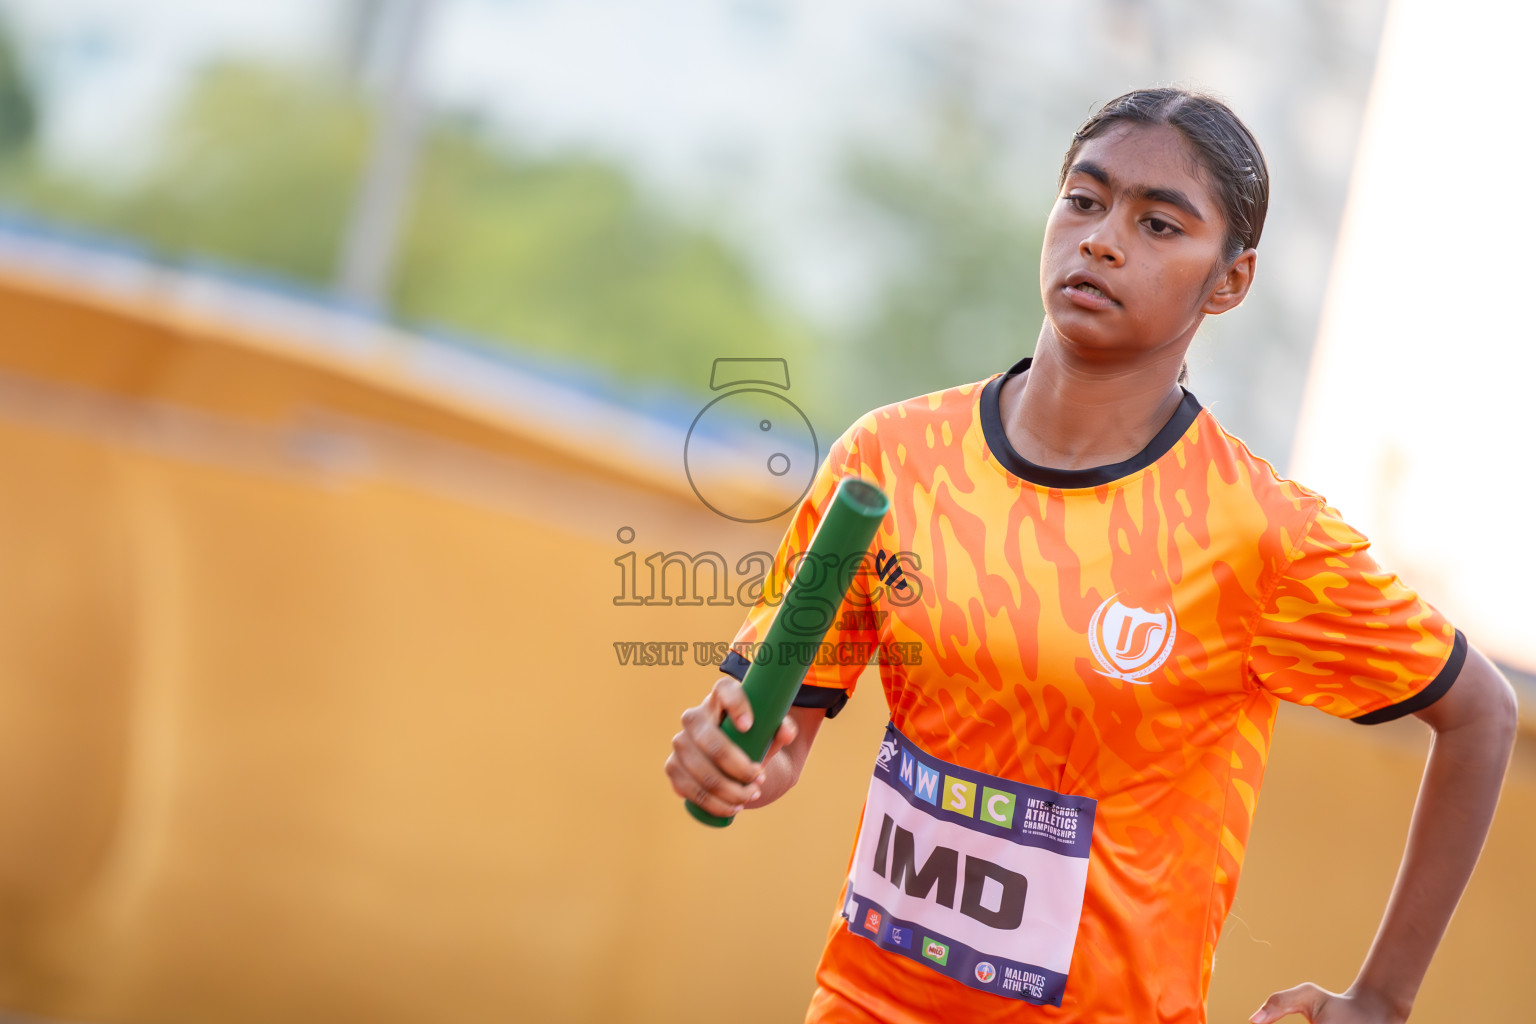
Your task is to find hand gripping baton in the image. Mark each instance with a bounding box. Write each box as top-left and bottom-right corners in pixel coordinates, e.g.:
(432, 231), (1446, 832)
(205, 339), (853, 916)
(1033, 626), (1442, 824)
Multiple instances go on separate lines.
(686, 476), (891, 827)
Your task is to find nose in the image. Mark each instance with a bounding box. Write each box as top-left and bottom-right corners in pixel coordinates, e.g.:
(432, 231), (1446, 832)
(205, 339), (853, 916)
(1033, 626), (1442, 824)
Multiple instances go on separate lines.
(1080, 227), (1125, 266)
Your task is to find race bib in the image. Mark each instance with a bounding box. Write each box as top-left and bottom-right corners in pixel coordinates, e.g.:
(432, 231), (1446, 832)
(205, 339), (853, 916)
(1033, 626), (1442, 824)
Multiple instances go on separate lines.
(842, 722), (1096, 1006)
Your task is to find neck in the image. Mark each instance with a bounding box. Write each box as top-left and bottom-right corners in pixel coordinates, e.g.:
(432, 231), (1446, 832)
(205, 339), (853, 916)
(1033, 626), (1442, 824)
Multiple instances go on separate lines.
(999, 323), (1189, 471)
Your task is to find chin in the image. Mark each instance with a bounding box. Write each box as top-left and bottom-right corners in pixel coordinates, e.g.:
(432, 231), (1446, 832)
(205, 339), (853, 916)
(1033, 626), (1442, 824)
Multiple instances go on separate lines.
(1045, 306), (1131, 354)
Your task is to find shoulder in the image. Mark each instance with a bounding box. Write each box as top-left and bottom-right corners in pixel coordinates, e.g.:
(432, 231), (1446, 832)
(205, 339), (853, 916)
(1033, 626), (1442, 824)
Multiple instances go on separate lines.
(1186, 407), (1330, 557)
(832, 374), (999, 465)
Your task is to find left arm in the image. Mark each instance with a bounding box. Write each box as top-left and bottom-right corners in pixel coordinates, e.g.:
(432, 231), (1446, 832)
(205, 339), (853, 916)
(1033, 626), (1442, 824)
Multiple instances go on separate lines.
(1251, 643), (1519, 1023)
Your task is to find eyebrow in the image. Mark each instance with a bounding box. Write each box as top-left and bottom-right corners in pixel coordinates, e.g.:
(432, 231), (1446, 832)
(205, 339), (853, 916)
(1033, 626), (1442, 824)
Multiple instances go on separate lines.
(1067, 160), (1206, 222)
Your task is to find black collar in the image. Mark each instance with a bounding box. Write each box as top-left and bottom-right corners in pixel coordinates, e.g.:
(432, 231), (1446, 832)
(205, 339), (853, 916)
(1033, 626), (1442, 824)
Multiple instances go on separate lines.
(979, 357), (1203, 488)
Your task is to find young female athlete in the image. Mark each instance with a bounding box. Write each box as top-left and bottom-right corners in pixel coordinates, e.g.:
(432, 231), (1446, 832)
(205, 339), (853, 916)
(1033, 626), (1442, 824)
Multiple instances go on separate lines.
(663, 88), (1517, 1024)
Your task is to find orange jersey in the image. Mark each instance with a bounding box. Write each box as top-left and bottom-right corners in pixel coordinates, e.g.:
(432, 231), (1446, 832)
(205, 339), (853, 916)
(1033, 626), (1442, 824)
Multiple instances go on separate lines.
(722, 358), (1462, 1023)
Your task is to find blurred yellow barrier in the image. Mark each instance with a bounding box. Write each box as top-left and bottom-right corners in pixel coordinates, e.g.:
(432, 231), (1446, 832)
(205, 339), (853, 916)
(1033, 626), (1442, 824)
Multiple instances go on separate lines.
(0, 260), (1529, 1023)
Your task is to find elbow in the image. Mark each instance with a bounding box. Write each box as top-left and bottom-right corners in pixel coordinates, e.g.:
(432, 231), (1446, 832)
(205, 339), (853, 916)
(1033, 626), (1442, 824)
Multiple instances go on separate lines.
(1467, 654), (1520, 757)
(1422, 643), (1521, 756)
(1490, 671), (1520, 752)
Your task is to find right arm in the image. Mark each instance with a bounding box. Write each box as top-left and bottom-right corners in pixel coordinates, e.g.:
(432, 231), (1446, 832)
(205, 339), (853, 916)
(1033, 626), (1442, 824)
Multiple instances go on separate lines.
(664, 675), (828, 817)
(664, 423), (871, 818)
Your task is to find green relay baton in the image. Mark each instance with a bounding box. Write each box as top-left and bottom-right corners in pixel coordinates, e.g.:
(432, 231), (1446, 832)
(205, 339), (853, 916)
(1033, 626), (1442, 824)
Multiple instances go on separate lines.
(686, 476), (891, 828)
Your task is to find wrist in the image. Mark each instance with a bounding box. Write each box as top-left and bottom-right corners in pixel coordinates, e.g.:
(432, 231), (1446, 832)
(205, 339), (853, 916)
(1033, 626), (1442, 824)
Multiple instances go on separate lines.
(745, 749), (796, 808)
(1344, 979), (1412, 1023)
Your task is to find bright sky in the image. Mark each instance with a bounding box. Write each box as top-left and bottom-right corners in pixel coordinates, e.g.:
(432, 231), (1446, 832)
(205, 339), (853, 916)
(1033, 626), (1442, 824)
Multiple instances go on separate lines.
(1291, 0), (1536, 671)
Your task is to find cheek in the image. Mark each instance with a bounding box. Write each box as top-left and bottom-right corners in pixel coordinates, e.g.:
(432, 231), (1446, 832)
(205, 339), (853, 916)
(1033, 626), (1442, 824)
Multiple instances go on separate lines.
(1145, 255), (1215, 309)
(1039, 216), (1078, 270)
(1039, 221), (1066, 278)
(1041, 204), (1080, 247)
(1039, 219), (1062, 257)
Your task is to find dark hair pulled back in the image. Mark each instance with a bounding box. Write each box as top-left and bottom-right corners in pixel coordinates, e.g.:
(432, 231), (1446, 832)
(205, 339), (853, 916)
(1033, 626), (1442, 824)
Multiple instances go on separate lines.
(1059, 88), (1270, 265)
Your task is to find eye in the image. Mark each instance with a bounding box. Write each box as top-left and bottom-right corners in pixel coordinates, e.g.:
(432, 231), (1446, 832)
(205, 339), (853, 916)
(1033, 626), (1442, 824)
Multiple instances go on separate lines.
(1145, 216), (1182, 236)
(1063, 194), (1098, 213)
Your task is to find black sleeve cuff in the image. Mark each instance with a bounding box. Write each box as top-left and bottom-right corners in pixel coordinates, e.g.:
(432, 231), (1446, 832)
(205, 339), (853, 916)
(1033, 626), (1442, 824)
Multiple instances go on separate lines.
(719, 649), (750, 681)
(793, 684), (850, 719)
(716, 651), (851, 720)
(1351, 629), (1467, 725)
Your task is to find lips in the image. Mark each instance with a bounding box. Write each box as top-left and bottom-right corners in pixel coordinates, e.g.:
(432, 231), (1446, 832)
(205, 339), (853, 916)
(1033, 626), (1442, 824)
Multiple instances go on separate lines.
(1064, 269), (1118, 304)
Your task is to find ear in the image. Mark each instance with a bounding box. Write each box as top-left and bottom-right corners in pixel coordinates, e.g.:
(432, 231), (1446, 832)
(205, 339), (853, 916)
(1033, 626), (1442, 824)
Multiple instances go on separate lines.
(1202, 249), (1256, 315)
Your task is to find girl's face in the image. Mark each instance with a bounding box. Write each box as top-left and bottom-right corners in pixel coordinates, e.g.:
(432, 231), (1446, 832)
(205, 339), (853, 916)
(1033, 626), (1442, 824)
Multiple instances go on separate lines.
(1040, 122), (1254, 361)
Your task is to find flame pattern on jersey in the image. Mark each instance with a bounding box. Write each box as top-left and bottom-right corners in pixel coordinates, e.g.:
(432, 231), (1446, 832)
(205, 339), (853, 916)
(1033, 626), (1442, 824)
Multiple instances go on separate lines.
(728, 366), (1458, 1024)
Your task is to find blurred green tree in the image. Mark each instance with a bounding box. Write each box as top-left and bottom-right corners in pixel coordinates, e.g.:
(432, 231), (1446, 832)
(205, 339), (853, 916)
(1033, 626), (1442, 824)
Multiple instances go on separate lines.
(396, 126), (814, 394)
(96, 64), (371, 282)
(0, 19), (36, 156)
(0, 62), (815, 409)
(837, 147), (1045, 417)
(829, 19), (1048, 420)
(0, 56), (1044, 441)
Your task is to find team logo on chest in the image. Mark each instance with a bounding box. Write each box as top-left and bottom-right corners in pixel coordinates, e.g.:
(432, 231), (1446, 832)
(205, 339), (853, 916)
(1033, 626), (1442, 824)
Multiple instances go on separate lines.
(1087, 593), (1178, 683)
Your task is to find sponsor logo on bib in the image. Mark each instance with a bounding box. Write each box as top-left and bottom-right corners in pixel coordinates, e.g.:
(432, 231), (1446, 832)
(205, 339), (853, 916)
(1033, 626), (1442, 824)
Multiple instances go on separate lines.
(922, 938), (950, 965)
(1087, 593), (1177, 682)
(975, 961), (997, 984)
(863, 909), (882, 933)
